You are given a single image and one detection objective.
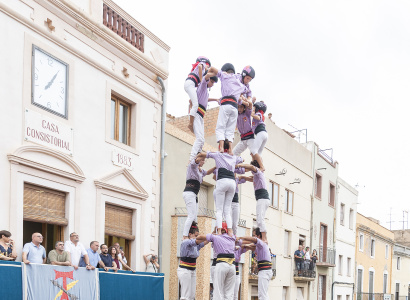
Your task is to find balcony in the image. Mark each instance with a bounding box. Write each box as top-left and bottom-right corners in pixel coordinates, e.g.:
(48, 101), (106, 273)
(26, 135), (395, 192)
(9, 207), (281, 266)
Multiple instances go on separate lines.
(316, 246), (336, 267)
(249, 256), (276, 283)
(0, 261), (163, 299)
(293, 268), (316, 282)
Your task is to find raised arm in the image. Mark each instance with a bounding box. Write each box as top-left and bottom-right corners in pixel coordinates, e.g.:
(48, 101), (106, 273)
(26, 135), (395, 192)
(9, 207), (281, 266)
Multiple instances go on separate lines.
(196, 151), (207, 160)
(251, 110), (261, 120)
(206, 166), (216, 176)
(238, 236), (257, 244)
(239, 175), (253, 182)
(198, 64), (203, 83)
(195, 234), (208, 244)
(207, 66), (218, 77)
(236, 163), (257, 173)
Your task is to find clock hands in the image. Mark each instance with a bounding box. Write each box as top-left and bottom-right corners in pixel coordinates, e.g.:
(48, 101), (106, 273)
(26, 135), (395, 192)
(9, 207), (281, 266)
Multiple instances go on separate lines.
(44, 70), (59, 90)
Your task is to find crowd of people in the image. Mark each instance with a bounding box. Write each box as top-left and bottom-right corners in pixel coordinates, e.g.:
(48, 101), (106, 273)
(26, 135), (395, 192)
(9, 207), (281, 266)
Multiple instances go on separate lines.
(294, 244), (318, 272)
(177, 58), (273, 300)
(0, 230), (159, 273)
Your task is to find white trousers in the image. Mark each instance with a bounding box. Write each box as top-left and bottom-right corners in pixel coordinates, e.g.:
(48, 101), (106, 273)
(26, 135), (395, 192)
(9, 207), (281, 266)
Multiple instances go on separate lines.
(213, 263), (236, 300)
(211, 265), (215, 283)
(258, 269), (273, 300)
(182, 191), (198, 236)
(177, 267), (196, 300)
(233, 274), (240, 300)
(190, 114), (205, 161)
(215, 178), (236, 229)
(256, 198), (270, 233)
(215, 105), (238, 142)
(233, 138), (256, 156)
(252, 131), (268, 156)
(231, 202), (240, 236)
(184, 80), (198, 117)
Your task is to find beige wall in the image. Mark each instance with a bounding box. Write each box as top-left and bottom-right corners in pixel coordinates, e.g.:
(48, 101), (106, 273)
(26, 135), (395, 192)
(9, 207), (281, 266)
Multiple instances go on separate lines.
(391, 244), (410, 297)
(356, 213), (394, 294)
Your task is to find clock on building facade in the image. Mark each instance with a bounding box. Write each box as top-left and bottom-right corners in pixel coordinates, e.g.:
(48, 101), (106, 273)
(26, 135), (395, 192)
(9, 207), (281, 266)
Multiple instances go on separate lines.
(32, 45), (68, 118)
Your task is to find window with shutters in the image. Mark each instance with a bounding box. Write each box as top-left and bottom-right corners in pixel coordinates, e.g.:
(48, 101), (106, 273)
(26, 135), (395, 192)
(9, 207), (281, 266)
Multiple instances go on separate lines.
(23, 184), (66, 253)
(24, 183), (67, 225)
(105, 204), (135, 240)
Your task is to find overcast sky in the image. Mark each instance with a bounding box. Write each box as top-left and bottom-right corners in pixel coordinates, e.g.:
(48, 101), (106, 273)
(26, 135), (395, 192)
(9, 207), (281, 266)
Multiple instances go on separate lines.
(115, 0), (410, 230)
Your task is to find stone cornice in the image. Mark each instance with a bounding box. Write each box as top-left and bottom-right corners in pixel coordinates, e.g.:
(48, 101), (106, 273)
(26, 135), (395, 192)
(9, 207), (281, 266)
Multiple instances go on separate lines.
(8, 154), (85, 183)
(103, 0), (170, 52)
(0, 1), (163, 104)
(358, 225), (394, 244)
(33, 0), (169, 79)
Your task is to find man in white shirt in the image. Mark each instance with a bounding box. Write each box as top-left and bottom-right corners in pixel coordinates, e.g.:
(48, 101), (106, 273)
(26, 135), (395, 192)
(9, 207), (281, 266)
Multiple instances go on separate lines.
(64, 232), (90, 270)
(304, 246), (311, 270)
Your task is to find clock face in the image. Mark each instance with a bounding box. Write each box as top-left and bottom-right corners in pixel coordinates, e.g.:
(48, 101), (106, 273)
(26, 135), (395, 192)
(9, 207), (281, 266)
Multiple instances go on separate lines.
(32, 46), (68, 118)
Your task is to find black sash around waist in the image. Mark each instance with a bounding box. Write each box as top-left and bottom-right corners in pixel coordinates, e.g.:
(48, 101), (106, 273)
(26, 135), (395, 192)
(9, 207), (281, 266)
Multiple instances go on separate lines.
(197, 103), (206, 118)
(184, 179), (200, 195)
(212, 258), (217, 266)
(234, 261), (239, 275)
(216, 253), (235, 265)
(241, 130), (255, 141)
(232, 193), (239, 203)
(220, 96), (238, 109)
(179, 257), (197, 270)
(257, 260), (272, 271)
(217, 168), (235, 181)
(255, 188), (269, 200)
(255, 123), (266, 135)
(186, 73), (200, 87)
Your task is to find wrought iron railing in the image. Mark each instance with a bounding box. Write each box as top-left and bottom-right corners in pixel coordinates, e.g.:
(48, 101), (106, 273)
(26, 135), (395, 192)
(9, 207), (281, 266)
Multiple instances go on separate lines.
(103, 4), (144, 52)
(293, 268), (316, 278)
(355, 293), (393, 300)
(317, 246), (336, 265)
(174, 207), (246, 227)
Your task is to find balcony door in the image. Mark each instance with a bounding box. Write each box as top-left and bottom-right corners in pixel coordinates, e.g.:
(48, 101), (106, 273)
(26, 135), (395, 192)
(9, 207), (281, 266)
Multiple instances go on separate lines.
(319, 224), (328, 262)
(318, 275), (326, 300)
(369, 271), (374, 294)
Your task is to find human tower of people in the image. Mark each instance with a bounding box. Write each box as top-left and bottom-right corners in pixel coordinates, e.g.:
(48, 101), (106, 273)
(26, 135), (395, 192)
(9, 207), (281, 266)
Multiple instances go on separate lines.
(177, 57), (272, 300)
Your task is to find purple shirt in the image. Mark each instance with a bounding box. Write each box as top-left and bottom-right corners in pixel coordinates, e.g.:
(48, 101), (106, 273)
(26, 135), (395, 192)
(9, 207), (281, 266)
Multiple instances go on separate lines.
(235, 167), (245, 175)
(180, 239), (204, 258)
(186, 158), (207, 182)
(189, 62), (207, 78)
(252, 168), (266, 190)
(206, 233), (236, 256)
(235, 177), (246, 193)
(255, 238), (271, 262)
(217, 71), (250, 102)
(206, 152), (241, 174)
(197, 77), (209, 107)
(252, 112), (265, 132)
(237, 108), (253, 134)
(234, 240), (247, 262)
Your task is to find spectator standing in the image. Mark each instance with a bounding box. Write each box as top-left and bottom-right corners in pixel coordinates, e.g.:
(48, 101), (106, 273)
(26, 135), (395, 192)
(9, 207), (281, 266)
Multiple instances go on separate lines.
(64, 232), (89, 270)
(110, 246), (134, 272)
(113, 242), (133, 271)
(99, 244), (118, 272)
(48, 241), (71, 266)
(120, 247), (127, 265)
(0, 230), (17, 261)
(144, 253), (160, 273)
(304, 247), (311, 270)
(22, 232), (46, 264)
(79, 241), (103, 270)
(294, 245), (304, 272)
(310, 249), (318, 270)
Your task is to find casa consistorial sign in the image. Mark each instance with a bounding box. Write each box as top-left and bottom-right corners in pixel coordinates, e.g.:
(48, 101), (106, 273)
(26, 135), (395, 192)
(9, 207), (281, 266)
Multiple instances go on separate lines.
(24, 109), (73, 155)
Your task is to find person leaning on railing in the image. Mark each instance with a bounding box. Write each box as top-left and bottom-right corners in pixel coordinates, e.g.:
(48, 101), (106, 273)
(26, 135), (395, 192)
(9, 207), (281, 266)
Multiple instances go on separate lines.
(47, 241), (71, 266)
(294, 245), (304, 272)
(310, 249), (318, 270)
(22, 232), (46, 264)
(0, 230), (17, 261)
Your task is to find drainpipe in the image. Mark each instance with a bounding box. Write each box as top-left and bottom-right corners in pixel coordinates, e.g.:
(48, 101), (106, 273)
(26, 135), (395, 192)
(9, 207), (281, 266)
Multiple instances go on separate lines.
(331, 282), (354, 300)
(308, 142), (316, 300)
(157, 76), (166, 272)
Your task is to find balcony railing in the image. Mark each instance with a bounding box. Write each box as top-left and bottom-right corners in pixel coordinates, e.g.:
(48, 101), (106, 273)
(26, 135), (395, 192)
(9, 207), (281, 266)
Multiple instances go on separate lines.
(293, 268), (316, 281)
(249, 256), (276, 282)
(175, 207), (246, 228)
(355, 293), (393, 300)
(317, 246), (336, 266)
(103, 4), (144, 52)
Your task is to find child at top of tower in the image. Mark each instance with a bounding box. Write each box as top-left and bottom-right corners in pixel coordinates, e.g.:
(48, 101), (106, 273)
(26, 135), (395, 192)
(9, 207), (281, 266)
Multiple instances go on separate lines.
(209, 63), (255, 154)
(184, 56), (211, 133)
